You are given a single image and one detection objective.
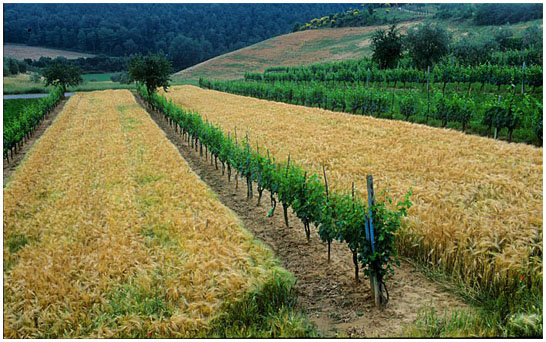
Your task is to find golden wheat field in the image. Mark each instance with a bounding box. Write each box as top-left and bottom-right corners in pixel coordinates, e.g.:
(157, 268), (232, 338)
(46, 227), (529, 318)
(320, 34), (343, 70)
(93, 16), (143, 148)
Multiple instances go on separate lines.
(3, 90), (282, 338)
(163, 85), (543, 293)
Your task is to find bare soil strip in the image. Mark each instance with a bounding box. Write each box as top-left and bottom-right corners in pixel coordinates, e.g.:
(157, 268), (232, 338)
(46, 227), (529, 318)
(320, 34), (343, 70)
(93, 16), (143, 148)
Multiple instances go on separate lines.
(134, 93), (470, 337)
(3, 98), (68, 187)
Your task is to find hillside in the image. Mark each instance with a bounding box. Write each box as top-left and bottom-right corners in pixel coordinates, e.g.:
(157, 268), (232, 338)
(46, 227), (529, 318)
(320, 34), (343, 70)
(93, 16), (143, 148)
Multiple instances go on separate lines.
(3, 4), (353, 70)
(173, 21), (420, 83)
(173, 18), (541, 84)
(4, 44), (94, 60)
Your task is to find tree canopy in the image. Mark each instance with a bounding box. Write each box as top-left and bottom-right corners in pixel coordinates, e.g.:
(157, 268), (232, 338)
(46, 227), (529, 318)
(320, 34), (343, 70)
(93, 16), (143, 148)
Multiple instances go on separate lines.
(371, 25), (403, 69)
(42, 60), (82, 91)
(128, 54), (172, 97)
(405, 23), (451, 69)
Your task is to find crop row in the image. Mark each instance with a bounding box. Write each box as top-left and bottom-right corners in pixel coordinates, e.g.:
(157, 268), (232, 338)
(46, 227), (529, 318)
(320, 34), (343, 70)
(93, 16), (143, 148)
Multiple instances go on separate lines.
(138, 86), (413, 298)
(246, 61), (542, 92)
(3, 87), (64, 161)
(199, 78), (543, 145)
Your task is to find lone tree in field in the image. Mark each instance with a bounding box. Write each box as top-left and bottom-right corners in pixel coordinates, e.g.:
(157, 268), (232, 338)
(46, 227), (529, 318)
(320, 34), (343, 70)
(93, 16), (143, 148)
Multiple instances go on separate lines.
(405, 23), (450, 69)
(128, 54), (172, 97)
(371, 24), (403, 69)
(42, 59), (83, 92)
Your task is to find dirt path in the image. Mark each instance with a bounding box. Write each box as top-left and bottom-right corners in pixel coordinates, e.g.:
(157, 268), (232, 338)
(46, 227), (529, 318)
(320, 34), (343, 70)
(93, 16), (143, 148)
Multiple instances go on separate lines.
(134, 94), (470, 337)
(3, 98), (68, 186)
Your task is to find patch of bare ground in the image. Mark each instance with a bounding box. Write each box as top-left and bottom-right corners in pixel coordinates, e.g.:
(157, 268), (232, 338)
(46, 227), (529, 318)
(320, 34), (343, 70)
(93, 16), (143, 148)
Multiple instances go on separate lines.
(133, 93), (470, 338)
(3, 98), (68, 186)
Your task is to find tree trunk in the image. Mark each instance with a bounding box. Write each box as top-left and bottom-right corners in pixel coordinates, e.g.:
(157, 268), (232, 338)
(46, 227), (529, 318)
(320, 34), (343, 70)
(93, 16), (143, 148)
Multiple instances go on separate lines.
(257, 186), (263, 206)
(352, 250), (359, 283)
(283, 203), (289, 227)
(328, 241), (331, 263)
(227, 164), (231, 182)
(270, 193), (277, 214)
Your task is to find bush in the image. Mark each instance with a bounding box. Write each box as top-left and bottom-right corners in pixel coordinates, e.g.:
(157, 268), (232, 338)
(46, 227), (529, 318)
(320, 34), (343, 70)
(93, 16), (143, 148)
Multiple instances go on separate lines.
(30, 72), (41, 83)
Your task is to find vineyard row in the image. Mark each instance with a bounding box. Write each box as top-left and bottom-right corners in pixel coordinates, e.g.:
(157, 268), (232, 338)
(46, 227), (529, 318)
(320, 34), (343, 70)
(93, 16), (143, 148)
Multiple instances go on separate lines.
(137, 86), (413, 303)
(246, 62), (543, 91)
(3, 87), (64, 161)
(199, 78), (542, 145)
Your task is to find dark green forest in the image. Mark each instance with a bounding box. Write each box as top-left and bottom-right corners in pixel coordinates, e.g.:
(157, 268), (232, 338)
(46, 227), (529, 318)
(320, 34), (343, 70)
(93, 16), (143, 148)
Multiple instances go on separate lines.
(3, 3), (352, 70)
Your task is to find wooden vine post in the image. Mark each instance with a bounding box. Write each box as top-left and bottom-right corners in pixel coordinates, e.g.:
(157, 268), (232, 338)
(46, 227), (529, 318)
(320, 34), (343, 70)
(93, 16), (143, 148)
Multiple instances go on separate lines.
(426, 66), (430, 124)
(521, 61), (526, 95)
(366, 174), (384, 308)
(323, 165), (331, 263)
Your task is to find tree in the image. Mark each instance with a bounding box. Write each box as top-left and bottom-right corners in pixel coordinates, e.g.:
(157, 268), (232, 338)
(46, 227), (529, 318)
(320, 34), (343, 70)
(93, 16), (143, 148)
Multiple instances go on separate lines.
(521, 24), (543, 49)
(405, 23), (450, 69)
(42, 60), (82, 91)
(371, 25), (403, 69)
(128, 53), (172, 97)
(7, 58), (19, 75)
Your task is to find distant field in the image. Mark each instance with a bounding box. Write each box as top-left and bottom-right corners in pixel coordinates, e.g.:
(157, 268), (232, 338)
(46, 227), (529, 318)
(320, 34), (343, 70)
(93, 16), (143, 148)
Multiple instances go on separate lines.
(173, 22), (420, 83)
(4, 44), (94, 60)
(3, 73), (134, 94)
(82, 73), (118, 82)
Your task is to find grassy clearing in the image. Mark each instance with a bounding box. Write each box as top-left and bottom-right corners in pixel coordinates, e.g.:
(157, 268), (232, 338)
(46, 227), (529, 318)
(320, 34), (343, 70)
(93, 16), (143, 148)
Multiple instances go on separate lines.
(3, 73), (46, 93)
(81, 73), (118, 82)
(3, 89), (312, 338)
(164, 85), (542, 337)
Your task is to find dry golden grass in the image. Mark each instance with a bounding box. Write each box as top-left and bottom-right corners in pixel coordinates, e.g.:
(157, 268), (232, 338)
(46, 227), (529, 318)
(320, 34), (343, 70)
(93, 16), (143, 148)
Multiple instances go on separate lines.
(164, 85), (543, 293)
(3, 90), (280, 338)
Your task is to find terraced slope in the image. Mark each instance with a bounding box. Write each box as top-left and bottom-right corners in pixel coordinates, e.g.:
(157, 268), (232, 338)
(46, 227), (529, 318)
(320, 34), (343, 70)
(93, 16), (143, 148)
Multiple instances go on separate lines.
(3, 90), (285, 338)
(163, 85), (543, 295)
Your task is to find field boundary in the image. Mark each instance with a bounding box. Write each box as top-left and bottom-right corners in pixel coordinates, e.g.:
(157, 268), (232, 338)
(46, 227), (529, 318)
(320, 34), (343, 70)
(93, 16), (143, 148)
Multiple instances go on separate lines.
(3, 97), (68, 186)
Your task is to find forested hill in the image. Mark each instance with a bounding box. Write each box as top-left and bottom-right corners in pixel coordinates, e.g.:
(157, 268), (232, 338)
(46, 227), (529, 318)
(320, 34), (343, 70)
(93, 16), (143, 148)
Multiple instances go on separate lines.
(3, 3), (352, 70)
